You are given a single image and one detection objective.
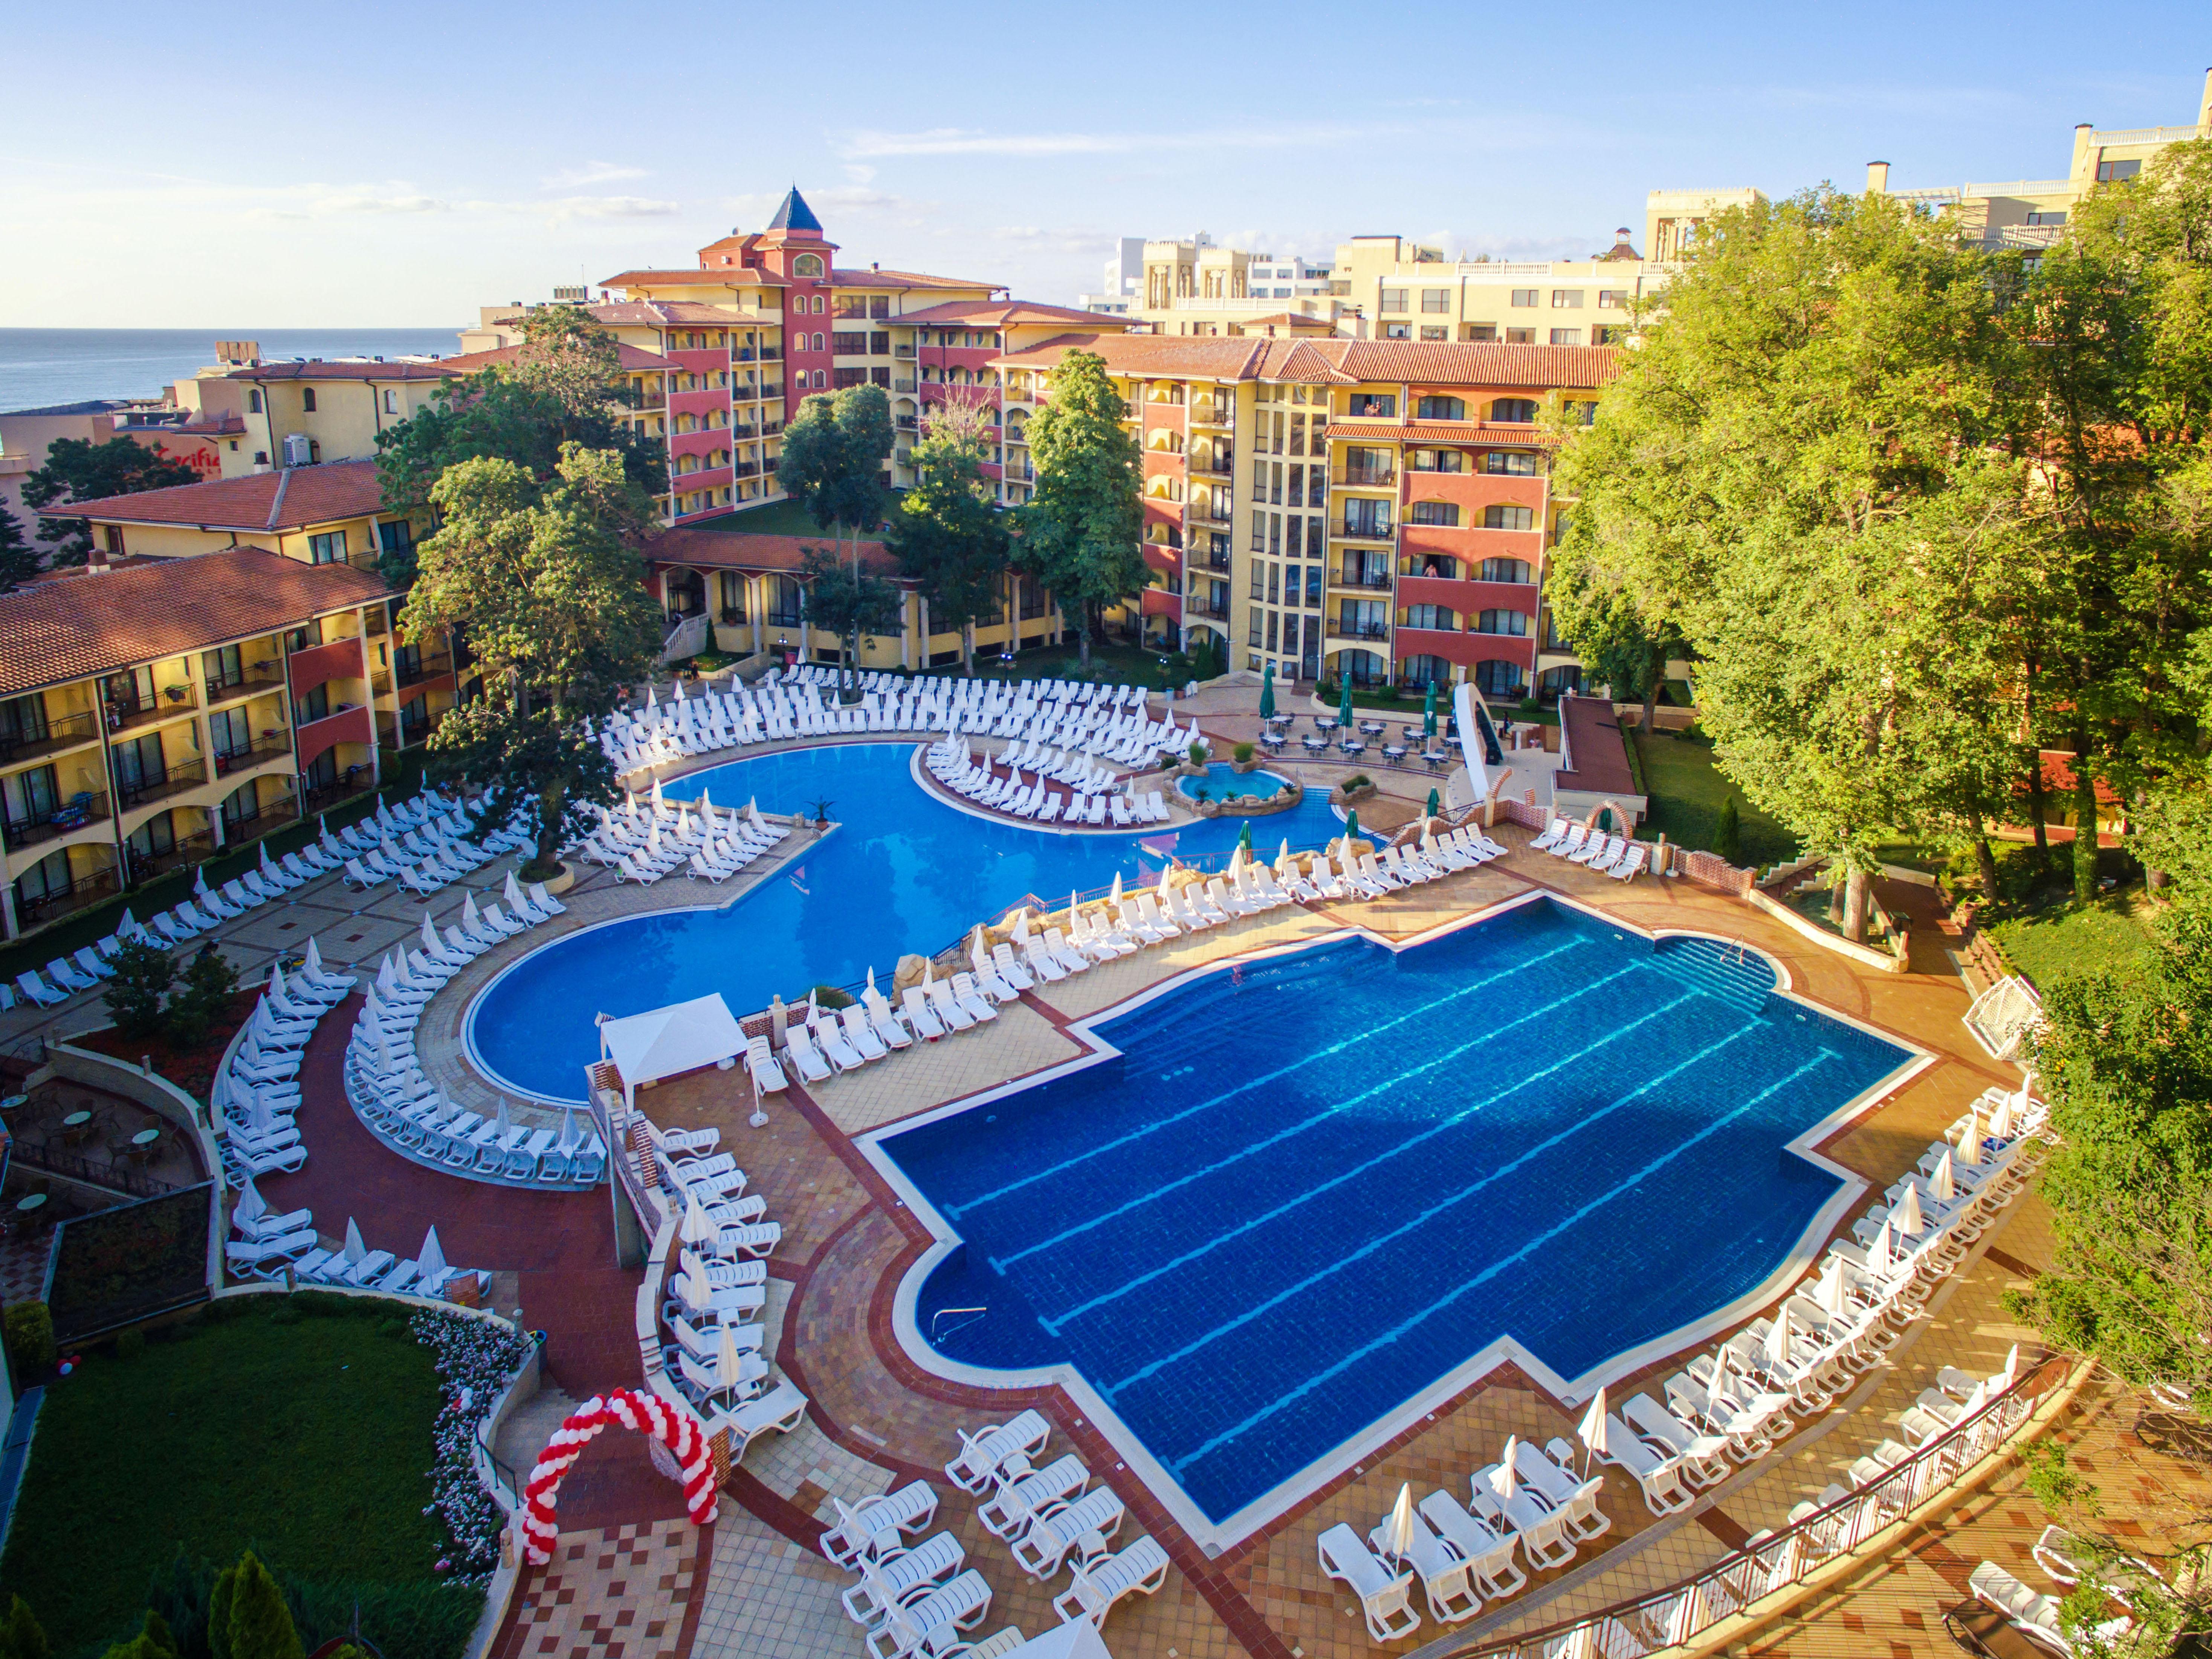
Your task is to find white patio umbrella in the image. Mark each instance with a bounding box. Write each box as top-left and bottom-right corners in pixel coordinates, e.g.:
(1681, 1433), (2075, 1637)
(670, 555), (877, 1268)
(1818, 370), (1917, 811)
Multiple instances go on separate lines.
(674, 676), (687, 703)
(1665, 1580), (1712, 1647)
(1956, 1108), (1983, 1165)
(717, 1323), (747, 1396)
(646, 685), (658, 710)
(556, 1106), (580, 1158)
(417, 1226), (448, 1284)
(1868, 1218), (1896, 1275)
(1109, 872), (1124, 906)
(342, 1218), (368, 1266)
(1989, 1093), (2016, 1141)
(1495, 1435), (1521, 1503)
(306, 936), (330, 976)
(699, 786), (714, 821)
(1702, 1353), (1732, 1433)
(194, 866), (212, 898)
(234, 1172), (267, 1224)
(652, 776), (666, 808)
(375, 1028), (399, 1079)
(865, 966), (882, 1001)
(267, 960), (289, 1000)
(462, 891), (483, 930)
(624, 791), (641, 823)
(1764, 1307), (1793, 1371)
(1816, 1258), (1850, 1318)
(1379, 1483), (1417, 1564)
(1930, 1148), (1956, 1203)
(1552, 1628), (1596, 1659)
(1997, 1343), (2020, 1389)
(1576, 1387), (1610, 1473)
(681, 1190), (718, 1246)
(260, 843), (282, 878)
(1959, 1379), (1989, 1418)
(493, 1097), (514, 1139)
(1895, 1180), (1924, 1237)
(420, 912), (442, 955)
(1011, 909), (1031, 945)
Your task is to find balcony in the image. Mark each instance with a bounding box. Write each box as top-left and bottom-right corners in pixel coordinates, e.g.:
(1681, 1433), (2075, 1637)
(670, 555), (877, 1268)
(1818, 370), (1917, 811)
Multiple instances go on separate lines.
(126, 827), (218, 885)
(295, 704), (371, 767)
(759, 347), (782, 362)
(0, 708), (102, 765)
(396, 651), (453, 690)
(1189, 455), (1233, 476)
(3, 788), (110, 853)
(115, 756), (209, 811)
(1188, 504), (1232, 526)
(894, 345), (916, 359)
(761, 383), (785, 400)
(1198, 550), (1231, 573)
(212, 733), (291, 778)
(1189, 399), (1231, 426)
(110, 691), (198, 733)
(1335, 567), (1395, 591)
(735, 461), (762, 478)
(1333, 464), (1398, 488)
(894, 416), (917, 432)
(1335, 519), (1398, 544)
(894, 378), (918, 394)
(1328, 618), (1392, 643)
(1193, 595), (1230, 621)
(287, 635), (366, 696)
(15, 861), (120, 929)
(204, 663), (286, 708)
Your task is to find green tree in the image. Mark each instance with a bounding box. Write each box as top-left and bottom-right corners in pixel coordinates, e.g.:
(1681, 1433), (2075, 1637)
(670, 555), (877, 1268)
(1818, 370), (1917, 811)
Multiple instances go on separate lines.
(396, 445), (662, 879)
(165, 943), (240, 1048)
(221, 1555), (299, 1659)
(0, 1596), (50, 1659)
(373, 306), (663, 587)
(0, 500), (37, 592)
(886, 397), (1009, 675)
(1551, 187), (2031, 943)
(1711, 796), (1741, 865)
(776, 386), (896, 689)
(1015, 351), (1144, 668)
(103, 937), (175, 1040)
(1541, 553), (1689, 735)
(205, 1564), (236, 1659)
(21, 438), (199, 566)
(797, 544), (902, 671)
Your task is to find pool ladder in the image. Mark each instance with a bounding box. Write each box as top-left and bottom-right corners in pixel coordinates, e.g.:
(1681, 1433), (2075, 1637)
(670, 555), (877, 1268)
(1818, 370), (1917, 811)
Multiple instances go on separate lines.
(931, 1305), (988, 1343)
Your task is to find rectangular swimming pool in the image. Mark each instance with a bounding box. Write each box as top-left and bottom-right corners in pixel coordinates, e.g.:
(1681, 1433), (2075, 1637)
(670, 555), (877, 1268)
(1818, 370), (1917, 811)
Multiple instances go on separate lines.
(877, 898), (1916, 1529)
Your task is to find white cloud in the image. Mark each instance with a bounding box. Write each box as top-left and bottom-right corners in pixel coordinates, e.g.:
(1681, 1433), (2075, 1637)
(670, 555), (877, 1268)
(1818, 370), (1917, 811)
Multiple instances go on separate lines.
(545, 196), (680, 221)
(841, 163), (878, 185)
(834, 124), (1390, 159)
(542, 160), (649, 189)
(311, 192), (451, 214)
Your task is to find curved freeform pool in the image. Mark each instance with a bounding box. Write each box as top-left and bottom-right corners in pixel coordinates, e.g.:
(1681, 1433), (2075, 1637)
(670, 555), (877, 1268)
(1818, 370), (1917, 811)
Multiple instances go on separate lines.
(465, 742), (1344, 1102)
(878, 898), (1918, 1530)
(1175, 762), (1288, 802)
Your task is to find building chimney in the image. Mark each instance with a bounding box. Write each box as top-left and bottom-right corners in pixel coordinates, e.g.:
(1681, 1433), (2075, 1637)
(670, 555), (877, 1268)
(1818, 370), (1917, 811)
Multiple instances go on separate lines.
(1866, 161), (1890, 194)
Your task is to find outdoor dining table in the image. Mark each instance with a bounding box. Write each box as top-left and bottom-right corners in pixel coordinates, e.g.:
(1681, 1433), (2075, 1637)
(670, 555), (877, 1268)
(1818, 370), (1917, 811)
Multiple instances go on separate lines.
(0, 1095), (25, 1114)
(1340, 739), (1366, 757)
(1383, 745), (1409, 765)
(14, 1193), (46, 1214)
(1315, 716), (1339, 734)
(132, 1128), (161, 1146)
(1423, 751), (1450, 771)
(1302, 735), (1327, 753)
(1358, 720), (1387, 737)
(61, 1110), (91, 1126)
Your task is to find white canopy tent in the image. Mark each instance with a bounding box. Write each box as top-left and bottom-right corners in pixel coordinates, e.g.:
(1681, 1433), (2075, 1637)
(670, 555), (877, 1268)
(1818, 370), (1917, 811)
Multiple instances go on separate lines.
(597, 994), (747, 1109)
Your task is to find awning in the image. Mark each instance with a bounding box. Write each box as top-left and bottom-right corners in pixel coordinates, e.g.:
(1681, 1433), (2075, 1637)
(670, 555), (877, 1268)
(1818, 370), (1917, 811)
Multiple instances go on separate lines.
(598, 994), (746, 1106)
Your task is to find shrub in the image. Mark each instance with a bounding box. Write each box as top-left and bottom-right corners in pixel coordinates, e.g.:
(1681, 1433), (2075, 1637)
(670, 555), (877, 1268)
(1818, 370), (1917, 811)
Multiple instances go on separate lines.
(104, 938), (176, 1041)
(1232, 742), (1255, 764)
(809, 985), (855, 1010)
(1712, 797), (1743, 865)
(4, 1300), (55, 1374)
(225, 1552), (302, 1659)
(115, 1328), (147, 1362)
(165, 944), (240, 1049)
(1186, 741), (1209, 767)
(0, 1596), (50, 1659)
(1343, 774), (1373, 791)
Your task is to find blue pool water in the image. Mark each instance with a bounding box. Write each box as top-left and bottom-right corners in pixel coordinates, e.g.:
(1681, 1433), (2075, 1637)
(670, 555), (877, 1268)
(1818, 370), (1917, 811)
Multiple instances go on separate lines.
(884, 899), (1911, 1523)
(466, 743), (1344, 1101)
(1176, 763), (1288, 802)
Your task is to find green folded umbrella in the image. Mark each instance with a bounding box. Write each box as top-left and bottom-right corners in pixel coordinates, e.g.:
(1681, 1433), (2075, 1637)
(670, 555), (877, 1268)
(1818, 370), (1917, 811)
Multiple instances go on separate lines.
(1427, 788), (1441, 818)
(1259, 661), (1276, 720)
(1424, 681), (1438, 737)
(1237, 819), (1253, 853)
(1339, 677), (1354, 726)
(1344, 808), (1361, 845)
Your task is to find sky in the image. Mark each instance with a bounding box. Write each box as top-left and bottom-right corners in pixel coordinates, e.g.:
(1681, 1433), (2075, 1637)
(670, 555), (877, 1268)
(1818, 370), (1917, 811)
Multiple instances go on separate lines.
(3, 1), (2206, 330)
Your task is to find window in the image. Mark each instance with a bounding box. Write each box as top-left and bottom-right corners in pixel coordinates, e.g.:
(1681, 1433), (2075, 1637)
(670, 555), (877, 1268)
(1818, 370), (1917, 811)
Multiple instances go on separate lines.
(871, 296), (889, 319)
(1399, 654), (1452, 688)
(219, 779), (263, 831)
(1408, 501), (1460, 527)
(1477, 610), (1530, 637)
(1592, 325), (1623, 345)
(382, 389), (399, 413)
(1379, 287), (1408, 313)
(1569, 399), (1598, 425)
(2096, 159), (2141, 183)
(1550, 328), (1583, 345)
(1505, 327), (1535, 344)
(309, 530), (346, 564)
(2024, 211), (2067, 226)
(292, 683), (330, 727)
(792, 253), (825, 276)
(1382, 323), (1412, 339)
(1415, 290), (1452, 316)
(1483, 504), (1534, 530)
(1482, 451), (1537, 475)
(1407, 448), (1465, 472)
(1267, 563), (1280, 604)
(1464, 323), (1497, 342)
(1416, 396), (1465, 420)
(1598, 290), (1628, 309)
(1266, 611), (1279, 652)
(832, 331), (867, 354)
(1510, 289), (1539, 307)
(1344, 393), (1396, 418)
(1419, 325), (1449, 341)
(1250, 510), (1268, 553)
(1341, 499), (1394, 539)
(812, 369), (826, 388)
(1248, 611), (1263, 647)
(1479, 557), (1532, 583)
(1551, 290), (1584, 309)
(835, 295), (868, 318)
(1250, 558), (1265, 598)
(1402, 604), (1456, 631)
(1490, 398), (1538, 423)
(870, 331), (890, 354)
(1305, 564), (1323, 606)
(812, 333), (825, 352)
(284, 617), (322, 652)
(301, 387), (318, 412)
(1476, 659), (1527, 698)
(833, 368), (867, 389)
(248, 390), (263, 414)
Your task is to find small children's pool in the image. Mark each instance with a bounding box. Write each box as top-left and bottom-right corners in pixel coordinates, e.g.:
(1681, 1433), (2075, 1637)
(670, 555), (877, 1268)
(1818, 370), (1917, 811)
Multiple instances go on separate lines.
(1176, 763), (1288, 802)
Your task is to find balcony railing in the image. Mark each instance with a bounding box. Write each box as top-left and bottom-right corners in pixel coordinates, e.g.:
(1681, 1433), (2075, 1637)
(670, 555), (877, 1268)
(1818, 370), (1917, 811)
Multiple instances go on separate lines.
(2, 788), (110, 853)
(302, 772), (376, 814)
(1336, 568), (1395, 590)
(1194, 597), (1229, 621)
(14, 862), (120, 930)
(1330, 618), (1392, 642)
(212, 733), (290, 776)
(109, 694), (196, 733)
(204, 664), (286, 707)
(1333, 464), (1398, 487)
(1189, 505), (1232, 526)
(894, 378), (917, 394)
(0, 709), (102, 765)
(1189, 400), (1231, 426)
(1336, 519), (1398, 543)
(395, 651), (453, 689)
(114, 755), (209, 810)
(735, 462), (762, 478)
(761, 383), (785, 400)
(894, 345), (916, 359)
(1198, 551), (1231, 573)
(126, 827), (217, 885)
(1189, 456), (1233, 476)
(759, 347), (781, 361)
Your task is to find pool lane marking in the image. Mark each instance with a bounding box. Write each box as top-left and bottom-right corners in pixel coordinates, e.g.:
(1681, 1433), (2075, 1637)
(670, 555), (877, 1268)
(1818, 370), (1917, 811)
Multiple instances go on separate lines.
(944, 936), (1592, 1220)
(1153, 1048), (1842, 1476)
(990, 964), (1649, 1276)
(1033, 983), (1702, 1329)
(1097, 1030), (1815, 1398)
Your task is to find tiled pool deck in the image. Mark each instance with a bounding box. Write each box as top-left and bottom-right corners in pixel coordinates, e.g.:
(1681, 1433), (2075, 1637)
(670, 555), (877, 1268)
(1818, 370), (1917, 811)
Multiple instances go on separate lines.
(5, 720), (2181, 1659)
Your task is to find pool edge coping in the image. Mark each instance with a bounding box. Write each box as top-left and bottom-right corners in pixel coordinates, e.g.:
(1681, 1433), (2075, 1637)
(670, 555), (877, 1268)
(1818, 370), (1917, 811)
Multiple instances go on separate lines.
(856, 887), (1939, 1553)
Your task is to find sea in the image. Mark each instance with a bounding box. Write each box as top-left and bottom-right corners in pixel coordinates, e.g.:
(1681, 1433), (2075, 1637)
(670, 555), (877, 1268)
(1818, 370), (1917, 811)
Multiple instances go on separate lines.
(0, 327), (463, 413)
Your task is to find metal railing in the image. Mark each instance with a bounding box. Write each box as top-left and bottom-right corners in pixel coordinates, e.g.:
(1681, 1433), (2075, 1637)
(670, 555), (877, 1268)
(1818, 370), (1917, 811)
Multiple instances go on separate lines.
(9, 1138), (183, 1200)
(1329, 619), (1391, 642)
(1334, 464), (1398, 487)
(109, 696), (196, 733)
(15, 865), (119, 927)
(3, 789), (111, 852)
(1337, 569), (1395, 591)
(1337, 519), (1398, 543)
(126, 826), (216, 882)
(1431, 1354), (2071, 1659)
(0, 709), (102, 764)
(203, 665), (286, 707)
(212, 733), (291, 775)
(113, 755), (208, 810)
(396, 651), (452, 689)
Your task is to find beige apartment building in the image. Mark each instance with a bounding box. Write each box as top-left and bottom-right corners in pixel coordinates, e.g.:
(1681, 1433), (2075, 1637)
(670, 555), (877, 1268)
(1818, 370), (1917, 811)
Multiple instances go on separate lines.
(994, 334), (1617, 700)
(0, 548), (391, 939)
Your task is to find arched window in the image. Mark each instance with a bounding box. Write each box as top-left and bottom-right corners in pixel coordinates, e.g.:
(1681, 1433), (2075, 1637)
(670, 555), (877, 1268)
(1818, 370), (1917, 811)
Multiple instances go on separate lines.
(1409, 553), (1460, 579)
(1334, 648), (1387, 688)
(1490, 397), (1538, 423)
(792, 253), (824, 277)
(814, 295), (827, 313)
(1538, 665), (1582, 701)
(1476, 609), (1529, 636)
(1478, 557), (1532, 583)
(1399, 654), (1453, 688)
(1416, 396), (1465, 420)
(1401, 605), (1457, 632)
(1407, 501), (1460, 527)
(1475, 659), (1527, 698)
(813, 333), (825, 352)
(248, 390), (263, 414)
(812, 369), (826, 388)
(1482, 450), (1538, 476)
(301, 387), (317, 412)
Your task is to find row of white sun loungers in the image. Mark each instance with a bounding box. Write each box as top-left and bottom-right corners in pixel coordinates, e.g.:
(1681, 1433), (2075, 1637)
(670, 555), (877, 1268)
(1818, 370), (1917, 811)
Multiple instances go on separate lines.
(1968, 1542), (2137, 1656)
(816, 1410), (1170, 1655)
(1529, 816), (1651, 882)
(341, 797), (534, 896)
(925, 738), (1172, 826)
(226, 1170), (489, 1302)
(573, 792), (790, 886)
(211, 944), (363, 1182)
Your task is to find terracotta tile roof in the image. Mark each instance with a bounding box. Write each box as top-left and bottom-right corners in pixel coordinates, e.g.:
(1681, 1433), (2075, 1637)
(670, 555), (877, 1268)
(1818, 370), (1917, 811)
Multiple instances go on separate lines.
(437, 342), (675, 374)
(224, 359), (458, 382)
(1554, 694), (1639, 797)
(0, 546), (390, 698)
(994, 333), (1620, 393)
(599, 268), (786, 290)
(833, 267), (1000, 292)
(892, 298), (1136, 330)
(1324, 418), (1569, 448)
(53, 459), (385, 531)
(643, 527), (901, 579)
(1236, 312), (1340, 330)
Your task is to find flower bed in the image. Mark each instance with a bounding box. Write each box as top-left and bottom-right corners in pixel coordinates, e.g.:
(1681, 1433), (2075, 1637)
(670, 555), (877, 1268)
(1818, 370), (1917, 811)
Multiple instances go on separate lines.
(412, 1308), (532, 1577)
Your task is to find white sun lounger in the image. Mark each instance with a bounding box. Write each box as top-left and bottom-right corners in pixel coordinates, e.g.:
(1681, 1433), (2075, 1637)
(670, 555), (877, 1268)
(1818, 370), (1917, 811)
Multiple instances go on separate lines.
(1317, 1524), (1420, 1643)
(1050, 1535), (1171, 1628)
(944, 1409), (1050, 1493)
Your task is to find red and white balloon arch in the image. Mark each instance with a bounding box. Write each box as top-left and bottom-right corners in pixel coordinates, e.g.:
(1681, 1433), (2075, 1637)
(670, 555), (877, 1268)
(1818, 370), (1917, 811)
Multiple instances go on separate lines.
(521, 1389), (718, 1563)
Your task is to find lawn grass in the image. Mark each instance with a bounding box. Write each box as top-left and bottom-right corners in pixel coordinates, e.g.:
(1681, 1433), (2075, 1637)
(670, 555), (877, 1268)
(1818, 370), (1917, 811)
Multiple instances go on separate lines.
(1632, 727), (1798, 869)
(1989, 890), (2159, 990)
(0, 1298), (449, 1658)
